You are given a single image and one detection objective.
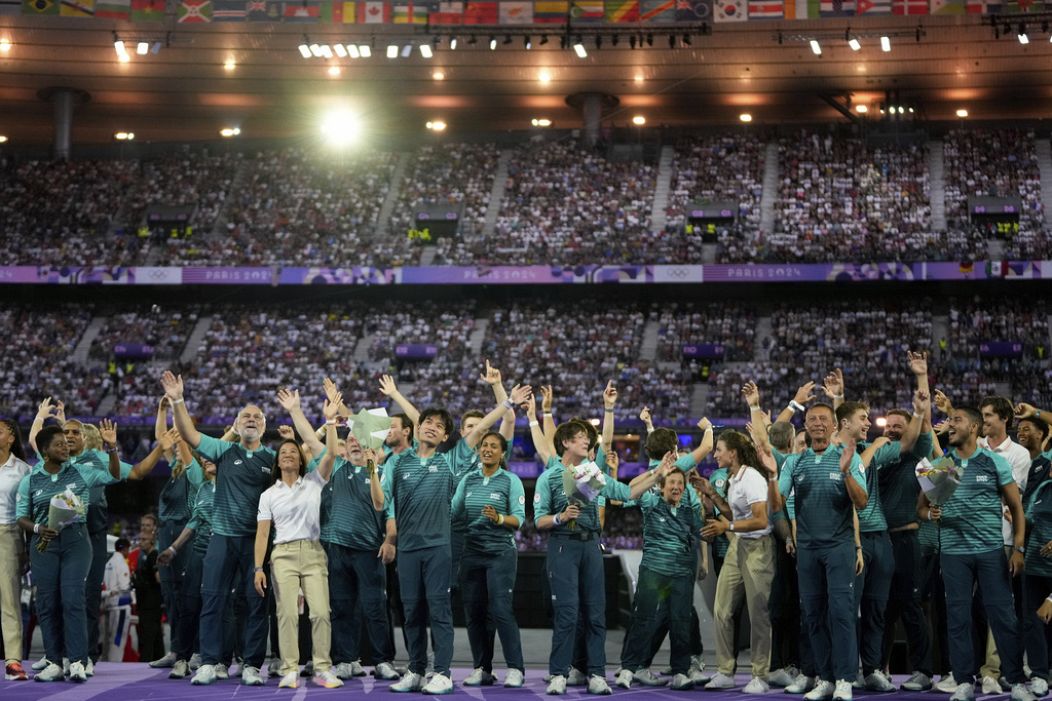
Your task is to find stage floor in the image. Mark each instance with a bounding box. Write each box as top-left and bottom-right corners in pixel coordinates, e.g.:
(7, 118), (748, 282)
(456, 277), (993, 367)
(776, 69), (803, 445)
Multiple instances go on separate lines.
(0, 666), (1018, 701)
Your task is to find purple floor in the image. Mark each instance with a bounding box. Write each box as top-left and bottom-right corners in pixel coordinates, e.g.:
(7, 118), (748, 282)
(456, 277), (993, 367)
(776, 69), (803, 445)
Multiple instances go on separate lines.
(0, 666), (1021, 701)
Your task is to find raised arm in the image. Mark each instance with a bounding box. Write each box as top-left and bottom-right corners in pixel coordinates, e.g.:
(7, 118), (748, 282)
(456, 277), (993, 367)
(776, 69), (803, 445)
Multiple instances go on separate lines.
(898, 389), (931, 455)
(480, 360), (516, 442)
(776, 382), (815, 424)
(154, 397), (169, 442)
(933, 389), (954, 421)
(524, 397), (555, 466)
(276, 388), (324, 458)
(161, 371), (202, 448)
(29, 397), (62, 457)
(379, 374), (420, 425)
(628, 452), (674, 500)
(98, 419), (124, 480)
(315, 395), (342, 483)
(689, 417), (714, 465)
(127, 428), (181, 481)
(1016, 402), (1052, 424)
(601, 381), (617, 456)
(465, 384), (532, 449)
(541, 385), (556, 443)
(821, 369), (845, 410)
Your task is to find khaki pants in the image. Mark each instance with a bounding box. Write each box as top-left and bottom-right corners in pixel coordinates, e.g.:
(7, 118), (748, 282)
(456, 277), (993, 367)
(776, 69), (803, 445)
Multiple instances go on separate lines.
(714, 533), (776, 678)
(0, 524), (24, 662)
(271, 540), (331, 675)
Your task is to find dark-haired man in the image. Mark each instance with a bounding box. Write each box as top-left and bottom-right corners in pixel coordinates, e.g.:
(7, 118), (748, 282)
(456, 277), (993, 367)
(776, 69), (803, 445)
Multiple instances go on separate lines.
(918, 406), (1033, 701)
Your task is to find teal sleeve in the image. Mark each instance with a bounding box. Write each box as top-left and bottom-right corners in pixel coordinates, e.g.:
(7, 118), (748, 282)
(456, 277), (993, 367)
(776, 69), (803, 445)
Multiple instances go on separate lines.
(993, 454), (1016, 487)
(307, 447), (327, 473)
(185, 459), (204, 488)
(777, 457), (795, 497)
(508, 475), (526, 523)
(871, 441), (902, 470)
(79, 460), (121, 487)
(15, 474), (30, 520)
(849, 455), (867, 493)
(451, 475), (468, 518)
(381, 463), (395, 520)
(675, 453), (696, 472)
(186, 515), (201, 532)
(449, 438), (477, 476)
(773, 448), (788, 470)
(196, 434), (236, 462)
(596, 446), (608, 475)
(911, 432), (934, 460)
(638, 491), (659, 510)
(534, 470), (552, 518)
(601, 477), (631, 502)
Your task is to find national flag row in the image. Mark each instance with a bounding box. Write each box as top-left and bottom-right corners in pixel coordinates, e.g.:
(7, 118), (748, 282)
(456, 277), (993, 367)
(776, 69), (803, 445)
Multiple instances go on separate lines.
(6, 0), (1045, 23)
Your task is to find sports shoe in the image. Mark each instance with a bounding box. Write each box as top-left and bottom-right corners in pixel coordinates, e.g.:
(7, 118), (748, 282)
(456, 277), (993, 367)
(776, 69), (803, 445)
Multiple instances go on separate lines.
(670, 673), (694, 691)
(391, 671), (424, 693)
(214, 664), (229, 680)
(588, 675), (612, 695)
(690, 659), (713, 685)
(62, 658), (70, 676)
(937, 674), (959, 693)
(189, 653), (202, 671)
(547, 675), (567, 695)
(35, 662), (64, 682)
(745, 677), (771, 694)
(902, 671), (934, 692)
(865, 671), (896, 692)
(349, 661), (366, 677)
(150, 652), (178, 668)
(950, 682), (975, 701)
(85, 659), (94, 677)
(169, 660), (189, 679)
(1031, 678), (1049, 697)
(786, 674), (816, 694)
(1014, 683), (1039, 701)
(769, 668), (800, 688)
(463, 668), (496, 686)
(279, 671), (298, 689)
(69, 661), (88, 683)
(567, 667), (588, 686)
(230, 657), (243, 678)
(314, 669), (345, 689)
(241, 665), (265, 686)
(301, 661), (314, 678)
(983, 676), (1004, 695)
(191, 664), (218, 685)
(505, 669), (525, 688)
(423, 673), (454, 695)
(266, 658), (281, 678)
(376, 662), (400, 680)
(706, 672), (738, 690)
(804, 680), (834, 700)
(833, 680), (852, 701)
(615, 669), (634, 689)
(333, 662), (355, 680)
(5, 661), (28, 681)
(635, 668), (668, 686)
(32, 657), (50, 671)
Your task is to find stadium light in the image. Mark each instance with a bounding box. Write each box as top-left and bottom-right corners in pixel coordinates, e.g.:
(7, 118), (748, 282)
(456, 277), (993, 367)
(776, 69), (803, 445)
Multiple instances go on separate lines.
(320, 44), (333, 58)
(809, 39), (822, 56)
(298, 43), (311, 58)
(848, 37), (861, 51)
(538, 69), (551, 84)
(310, 44), (323, 57)
(875, 417), (887, 428)
(219, 127), (241, 138)
(386, 44), (398, 59)
(856, 104), (868, 114)
(489, 36), (497, 50)
(573, 40), (587, 58)
(224, 57), (236, 71)
(320, 108), (363, 148)
(449, 37), (458, 50)
(419, 43), (433, 58)
(1018, 24), (1029, 44)
(432, 69), (445, 81)
(0, 135), (7, 143)
(739, 113), (752, 123)
(400, 44), (412, 58)
(114, 131), (135, 141)
(880, 36), (891, 52)
(0, 38), (10, 53)
(327, 65), (341, 77)
(347, 44), (360, 59)
(333, 44), (347, 58)
(136, 41), (149, 55)
(956, 108), (969, 118)
(358, 44), (371, 58)
(632, 115), (646, 126)
(531, 118), (552, 127)
(426, 120), (447, 132)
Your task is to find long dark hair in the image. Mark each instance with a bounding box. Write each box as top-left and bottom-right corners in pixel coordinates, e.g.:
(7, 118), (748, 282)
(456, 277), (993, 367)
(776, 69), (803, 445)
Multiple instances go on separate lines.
(0, 419), (26, 462)
(478, 431), (508, 471)
(718, 430), (762, 475)
(271, 439), (307, 482)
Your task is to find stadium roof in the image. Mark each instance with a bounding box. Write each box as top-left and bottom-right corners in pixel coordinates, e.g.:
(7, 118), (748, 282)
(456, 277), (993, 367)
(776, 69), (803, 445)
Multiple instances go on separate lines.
(0, 14), (1049, 145)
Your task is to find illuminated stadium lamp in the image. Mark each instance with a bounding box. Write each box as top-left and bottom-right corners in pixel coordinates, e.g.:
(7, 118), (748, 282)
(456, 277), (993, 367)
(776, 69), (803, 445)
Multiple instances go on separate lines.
(224, 57), (237, 71)
(219, 127), (241, 138)
(632, 115), (646, 126)
(0, 135), (8, 143)
(573, 40), (588, 58)
(432, 69), (445, 81)
(449, 37), (458, 50)
(531, 118), (552, 127)
(117, 51), (131, 63)
(524, 36), (532, 50)
(538, 69), (551, 84)
(310, 44), (323, 57)
(136, 41), (148, 55)
(809, 39), (822, 55)
(298, 43), (311, 58)
(401, 44), (413, 58)
(739, 113), (752, 123)
(320, 108), (363, 148)
(321, 45), (334, 58)
(426, 120), (447, 132)
(880, 36), (891, 52)
(347, 45), (360, 59)
(0, 38), (10, 53)
(387, 44), (398, 59)
(956, 108), (969, 118)
(328, 65), (341, 77)
(114, 131), (135, 141)
(1018, 29), (1029, 44)
(489, 37), (497, 50)
(634, 74), (645, 83)
(419, 43), (433, 58)
(589, 418), (600, 426)
(856, 104), (868, 114)
(848, 37), (861, 51)
(334, 44), (347, 58)
(358, 44), (371, 58)
(875, 417), (887, 428)
(113, 39), (126, 56)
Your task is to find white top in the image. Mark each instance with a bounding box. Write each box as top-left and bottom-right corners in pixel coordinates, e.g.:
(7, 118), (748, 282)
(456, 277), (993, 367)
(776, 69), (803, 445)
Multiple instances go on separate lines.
(980, 435), (1033, 545)
(103, 551), (131, 608)
(727, 466), (772, 538)
(257, 470), (328, 544)
(0, 453), (31, 525)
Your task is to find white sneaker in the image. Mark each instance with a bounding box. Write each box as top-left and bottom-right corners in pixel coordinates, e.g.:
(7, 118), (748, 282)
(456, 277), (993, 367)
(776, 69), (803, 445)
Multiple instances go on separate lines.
(833, 680), (852, 701)
(615, 669), (634, 689)
(314, 669), (345, 689)
(391, 671), (424, 693)
(349, 660), (366, 677)
(706, 672), (738, 690)
(423, 673), (453, 695)
(463, 668), (495, 686)
(189, 653), (202, 671)
(1014, 683), (1039, 701)
(35, 662), (64, 682)
(950, 682), (975, 701)
(85, 659), (94, 677)
(1031, 678), (1049, 697)
(241, 665), (264, 686)
(32, 657), (51, 672)
(745, 677), (771, 694)
(190, 664), (218, 685)
(333, 662), (355, 680)
(690, 659), (713, 685)
(786, 675), (816, 695)
(150, 652), (178, 668)
(375, 662), (400, 680)
(69, 662), (87, 683)
(670, 673), (694, 691)
(937, 674), (959, 693)
(635, 669), (668, 686)
(170, 660), (189, 679)
(983, 676), (1004, 695)
(62, 658), (70, 676)
(769, 668), (800, 688)
(214, 664), (229, 680)
(504, 668), (525, 688)
(547, 675), (567, 695)
(902, 671), (934, 692)
(279, 671), (298, 688)
(265, 658), (281, 678)
(864, 671), (896, 692)
(588, 675), (612, 695)
(301, 661), (314, 678)
(804, 680), (834, 700)
(567, 667), (588, 686)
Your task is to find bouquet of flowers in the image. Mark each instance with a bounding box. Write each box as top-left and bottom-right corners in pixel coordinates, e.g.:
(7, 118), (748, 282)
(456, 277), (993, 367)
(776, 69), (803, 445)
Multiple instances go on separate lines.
(915, 456), (962, 506)
(37, 488), (85, 552)
(560, 460), (607, 531)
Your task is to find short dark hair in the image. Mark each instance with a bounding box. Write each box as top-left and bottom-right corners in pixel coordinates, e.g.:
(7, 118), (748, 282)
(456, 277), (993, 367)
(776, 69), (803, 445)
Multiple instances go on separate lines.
(554, 421), (589, 457)
(115, 538), (130, 552)
(956, 406), (984, 435)
(768, 422), (795, 453)
(567, 417), (599, 450)
(460, 410), (484, 428)
(980, 396), (1015, 429)
(1019, 416), (1050, 440)
(657, 469), (686, 490)
(886, 409), (912, 422)
(645, 428), (679, 461)
(836, 401), (870, 429)
(805, 403), (836, 421)
(35, 425), (65, 456)
(419, 408), (455, 437)
(391, 414), (414, 436)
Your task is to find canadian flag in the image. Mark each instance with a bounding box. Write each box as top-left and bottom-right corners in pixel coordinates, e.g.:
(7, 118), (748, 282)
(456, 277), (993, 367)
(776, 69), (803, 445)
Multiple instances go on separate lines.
(360, 0), (387, 21)
(714, 0), (747, 20)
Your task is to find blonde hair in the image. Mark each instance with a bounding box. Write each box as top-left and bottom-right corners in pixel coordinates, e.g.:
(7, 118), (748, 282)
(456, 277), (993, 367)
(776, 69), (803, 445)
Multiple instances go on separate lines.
(81, 424), (103, 451)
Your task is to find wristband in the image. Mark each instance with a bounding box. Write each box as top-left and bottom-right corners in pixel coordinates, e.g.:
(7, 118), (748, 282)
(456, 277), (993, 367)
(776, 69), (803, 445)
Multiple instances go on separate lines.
(912, 412), (924, 419)
(553, 514), (561, 527)
(167, 546), (177, 555)
(33, 523), (40, 534)
(1037, 410), (1043, 419)
(1015, 546), (1026, 555)
(728, 522), (735, 532)
(529, 420), (540, 428)
(926, 509), (932, 521)
(172, 398), (184, 404)
(789, 400), (805, 413)
(498, 514), (505, 526)
(326, 419), (337, 425)
(855, 545), (862, 550)
(254, 566), (264, 573)
(604, 408), (615, 414)
(502, 399), (514, 410)
(542, 412), (553, 417)
(833, 394), (845, 400)
(1046, 594), (1052, 605)
(105, 446), (119, 454)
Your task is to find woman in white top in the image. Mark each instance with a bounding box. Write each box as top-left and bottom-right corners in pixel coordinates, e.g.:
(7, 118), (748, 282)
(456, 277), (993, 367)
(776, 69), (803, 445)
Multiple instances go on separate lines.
(699, 430), (775, 694)
(253, 394), (341, 690)
(0, 419), (31, 681)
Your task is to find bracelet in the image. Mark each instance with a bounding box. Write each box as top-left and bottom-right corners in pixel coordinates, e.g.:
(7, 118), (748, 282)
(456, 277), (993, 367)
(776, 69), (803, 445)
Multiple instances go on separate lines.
(789, 400), (805, 413)
(833, 394), (845, 400)
(172, 398), (184, 404)
(529, 420), (539, 428)
(498, 514), (505, 526)
(105, 446), (119, 454)
(1037, 410), (1043, 419)
(855, 545), (862, 551)
(553, 514), (561, 527)
(912, 412), (924, 419)
(167, 546), (177, 554)
(728, 522), (735, 532)
(326, 419), (337, 425)
(33, 523), (40, 534)
(604, 408), (615, 414)
(502, 399), (514, 410)
(926, 509), (932, 521)
(542, 412), (553, 417)
(254, 566), (264, 573)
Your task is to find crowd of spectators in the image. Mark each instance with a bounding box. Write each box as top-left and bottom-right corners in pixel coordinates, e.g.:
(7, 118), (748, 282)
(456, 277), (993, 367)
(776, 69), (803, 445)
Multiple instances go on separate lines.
(123, 152), (241, 234)
(655, 301), (756, 362)
(665, 133), (765, 231)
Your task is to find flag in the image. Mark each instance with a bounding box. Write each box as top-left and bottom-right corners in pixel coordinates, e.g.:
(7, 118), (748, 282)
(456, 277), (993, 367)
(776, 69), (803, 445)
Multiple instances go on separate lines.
(819, 0), (854, 13)
(131, 0), (165, 19)
(500, 0), (533, 21)
(856, 0), (891, 11)
(331, 0), (355, 20)
(714, 0), (746, 18)
(570, 0), (603, 19)
(533, 0), (566, 20)
(640, 0), (675, 19)
(95, 0), (127, 15)
(966, 0), (1001, 10)
(359, 0), (388, 19)
(212, 0), (246, 18)
(929, 0), (965, 11)
(784, 0), (821, 16)
(429, 0), (462, 22)
(283, 0), (320, 19)
(1005, 0), (1043, 10)
(179, 0), (213, 20)
(748, 0), (782, 16)
(60, 0), (94, 14)
(606, 0), (639, 20)
(392, 0), (427, 21)
(22, 0), (58, 13)
(676, 0), (711, 19)
(892, 0), (927, 13)
(246, 0), (281, 18)
(462, 0), (496, 20)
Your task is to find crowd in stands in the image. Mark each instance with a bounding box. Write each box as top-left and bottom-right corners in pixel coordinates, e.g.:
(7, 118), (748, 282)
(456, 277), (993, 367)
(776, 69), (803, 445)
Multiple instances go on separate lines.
(665, 133), (765, 232)
(123, 152), (241, 235)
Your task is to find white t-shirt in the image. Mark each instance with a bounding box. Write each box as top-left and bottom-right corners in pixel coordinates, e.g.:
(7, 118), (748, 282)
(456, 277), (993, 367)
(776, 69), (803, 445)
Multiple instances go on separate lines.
(0, 454), (31, 525)
(103, 551), (131, 608)
(727, 466), (772, 539)
(980, 435), (1033, 546)
(257, 470), (328, 544)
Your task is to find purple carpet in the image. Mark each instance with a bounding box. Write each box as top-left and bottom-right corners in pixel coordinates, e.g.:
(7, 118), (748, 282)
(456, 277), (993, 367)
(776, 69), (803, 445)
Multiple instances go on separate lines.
(0, 666), (1019, 701)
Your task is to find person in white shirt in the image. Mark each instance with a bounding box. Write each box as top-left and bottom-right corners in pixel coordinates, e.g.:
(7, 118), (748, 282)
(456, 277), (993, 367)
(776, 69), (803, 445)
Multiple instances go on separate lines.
(253, 393), (341, 690)
(102, 539), (133, 662)
(699, 430), (775, 695)
(0, 419), (30, 681)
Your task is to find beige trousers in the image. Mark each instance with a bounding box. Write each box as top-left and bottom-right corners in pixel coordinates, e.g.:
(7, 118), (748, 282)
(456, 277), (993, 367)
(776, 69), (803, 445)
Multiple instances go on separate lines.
(714, 533), (776, 678)
(0, 524), (24, 663)
(271, 540), (332, 675)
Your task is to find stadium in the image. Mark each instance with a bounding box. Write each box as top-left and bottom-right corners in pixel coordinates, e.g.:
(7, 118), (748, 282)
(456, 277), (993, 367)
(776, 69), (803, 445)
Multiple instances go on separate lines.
(1, 2), (1051, 700)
